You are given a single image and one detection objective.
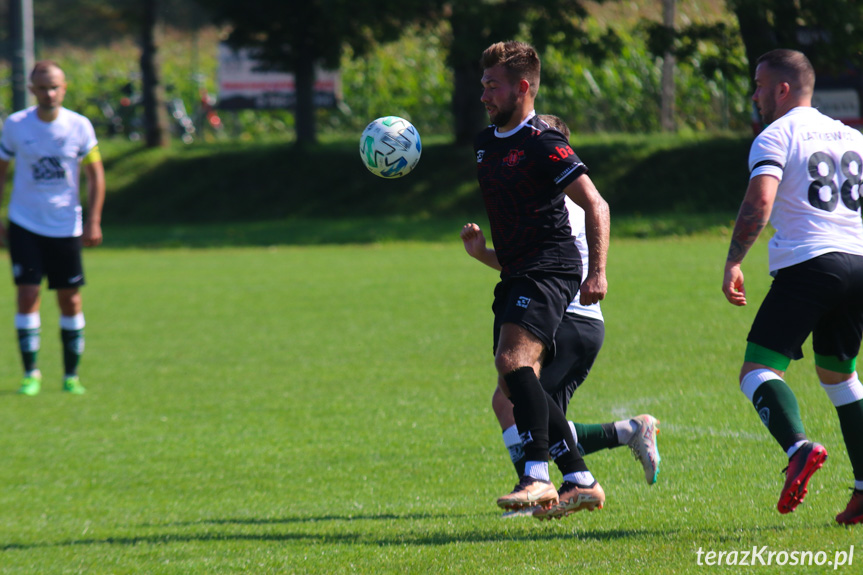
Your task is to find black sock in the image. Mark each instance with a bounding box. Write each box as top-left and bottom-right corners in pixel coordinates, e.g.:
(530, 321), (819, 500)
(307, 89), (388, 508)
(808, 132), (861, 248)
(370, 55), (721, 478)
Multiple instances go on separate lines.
(504, 366), (549, 463)
(548, 399), (588, 475)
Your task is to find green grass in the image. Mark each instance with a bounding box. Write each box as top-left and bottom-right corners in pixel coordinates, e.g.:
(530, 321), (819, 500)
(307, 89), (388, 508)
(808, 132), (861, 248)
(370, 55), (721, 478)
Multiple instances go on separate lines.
(0, 236), (859, 574)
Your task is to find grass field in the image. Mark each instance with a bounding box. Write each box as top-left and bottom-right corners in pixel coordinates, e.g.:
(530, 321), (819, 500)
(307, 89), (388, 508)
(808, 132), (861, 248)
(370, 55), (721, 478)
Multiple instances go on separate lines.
(0, 235), (860, 574)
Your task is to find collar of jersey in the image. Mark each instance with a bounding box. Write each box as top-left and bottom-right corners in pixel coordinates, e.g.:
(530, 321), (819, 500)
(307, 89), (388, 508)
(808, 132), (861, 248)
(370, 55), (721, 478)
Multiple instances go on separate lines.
(494, 110), (536, 138)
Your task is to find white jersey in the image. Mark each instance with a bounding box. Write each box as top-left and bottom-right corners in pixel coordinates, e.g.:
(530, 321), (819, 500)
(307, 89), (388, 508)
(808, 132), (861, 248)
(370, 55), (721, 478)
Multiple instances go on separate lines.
(749, 106), (863, 273)
(0, 106), (98, 237)
(564, 196), (603, 322)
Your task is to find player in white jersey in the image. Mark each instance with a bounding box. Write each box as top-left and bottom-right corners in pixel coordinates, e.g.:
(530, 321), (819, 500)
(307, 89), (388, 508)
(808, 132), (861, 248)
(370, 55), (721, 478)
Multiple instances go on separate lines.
(462, 115), (660, 518)
(0, 61), (105, 396)
(722, 49), (863, 525)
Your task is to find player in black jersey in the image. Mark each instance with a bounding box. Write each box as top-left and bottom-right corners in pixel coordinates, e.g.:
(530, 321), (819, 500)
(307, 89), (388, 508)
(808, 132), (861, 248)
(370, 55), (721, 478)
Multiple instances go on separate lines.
(474, 41), (611, 520)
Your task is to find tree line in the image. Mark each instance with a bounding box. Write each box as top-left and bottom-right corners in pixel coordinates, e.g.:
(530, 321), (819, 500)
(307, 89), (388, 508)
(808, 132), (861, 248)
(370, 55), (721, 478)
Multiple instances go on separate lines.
(3, 0), (862, 147)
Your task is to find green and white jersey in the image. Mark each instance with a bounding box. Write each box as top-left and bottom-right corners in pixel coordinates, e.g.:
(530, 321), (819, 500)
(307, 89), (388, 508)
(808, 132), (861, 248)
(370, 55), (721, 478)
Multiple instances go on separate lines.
(749, 106), (863, 273)
(0, 106), (98, 238)
(564, 196), (603, 322)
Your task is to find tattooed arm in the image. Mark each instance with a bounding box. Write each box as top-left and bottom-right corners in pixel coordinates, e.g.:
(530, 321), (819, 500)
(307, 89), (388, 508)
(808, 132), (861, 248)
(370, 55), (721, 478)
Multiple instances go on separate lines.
(722, 175), (779, 306)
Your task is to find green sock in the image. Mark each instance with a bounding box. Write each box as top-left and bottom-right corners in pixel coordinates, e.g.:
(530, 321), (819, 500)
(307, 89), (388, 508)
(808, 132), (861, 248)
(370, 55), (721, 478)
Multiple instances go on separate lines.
(61, 328), (84, 377)
(750, 378), (807, 451)
(837, 400), (863, 480)
(822, 378), (863, 481)
(17, 328), (40, 374)
(573, 422), (618, 455)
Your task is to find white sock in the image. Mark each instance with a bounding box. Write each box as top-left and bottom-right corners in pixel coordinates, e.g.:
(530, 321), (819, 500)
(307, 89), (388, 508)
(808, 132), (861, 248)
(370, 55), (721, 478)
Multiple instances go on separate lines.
(614, 419), (638, 445)
(786, 440), (807, 459)
(15, 312), (41, 330)
(524, 461), (550, 481)
(59, 313), (85, 331)
(563, 471), (596, 486)
(855, 480), (863, 491)
(501, 425), (523, 463)
(741, 368), (781, 402)
(820, 374), (863, 407)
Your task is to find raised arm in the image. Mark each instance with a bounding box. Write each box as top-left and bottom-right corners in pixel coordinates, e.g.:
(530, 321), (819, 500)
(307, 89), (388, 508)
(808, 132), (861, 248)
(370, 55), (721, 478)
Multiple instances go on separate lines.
(460, 222), (502, 271)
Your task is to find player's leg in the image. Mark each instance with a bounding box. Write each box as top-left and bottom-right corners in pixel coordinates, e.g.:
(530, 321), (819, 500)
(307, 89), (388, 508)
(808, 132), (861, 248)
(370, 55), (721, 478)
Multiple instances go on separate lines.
(495, 313), (602, 481)
(818, 364), (863, 525)
(547, 314), (661, 484)
(493, 275), (584, 511)
(492, 383), (527, 479)
(56, 288), (85, 394)
(534, 397), (604, 520)
(16, 285), (42, 395)
(813, 255), (863, 524)
(494, 323), (558, 509)
(46, 235), (86, 394)
(740, 256), (839, 513)
(9, 223), (45, 395)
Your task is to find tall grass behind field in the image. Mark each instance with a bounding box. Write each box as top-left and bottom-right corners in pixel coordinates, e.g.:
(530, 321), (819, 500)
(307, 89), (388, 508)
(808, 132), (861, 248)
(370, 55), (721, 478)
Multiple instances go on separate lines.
(0, 237), (859, 574)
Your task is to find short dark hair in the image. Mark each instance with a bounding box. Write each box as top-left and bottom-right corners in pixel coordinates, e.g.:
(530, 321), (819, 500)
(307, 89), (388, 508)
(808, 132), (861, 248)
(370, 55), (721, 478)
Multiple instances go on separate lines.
(538, 114), (570, 140)
(755, 49), (815, 94)
(480, 41), (541, 97)
(30, 60), (63, 81)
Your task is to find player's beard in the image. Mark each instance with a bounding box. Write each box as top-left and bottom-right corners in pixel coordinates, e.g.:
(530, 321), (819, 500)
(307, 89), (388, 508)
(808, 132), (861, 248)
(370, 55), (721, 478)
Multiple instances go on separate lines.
(489, 93), (518, 127)
(756, 92), (777, 125)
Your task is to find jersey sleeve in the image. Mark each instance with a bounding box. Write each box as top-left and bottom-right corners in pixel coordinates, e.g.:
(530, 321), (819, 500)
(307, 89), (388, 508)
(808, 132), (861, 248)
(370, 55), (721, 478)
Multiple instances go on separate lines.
(78, 117), (99, 159)
(534, 130), (588, 190)
(749, 125), (788, 181)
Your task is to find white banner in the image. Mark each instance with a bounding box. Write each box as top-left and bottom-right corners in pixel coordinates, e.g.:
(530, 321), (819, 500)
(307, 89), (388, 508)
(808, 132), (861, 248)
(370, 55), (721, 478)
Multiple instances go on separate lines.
(217, 43), (340, 110)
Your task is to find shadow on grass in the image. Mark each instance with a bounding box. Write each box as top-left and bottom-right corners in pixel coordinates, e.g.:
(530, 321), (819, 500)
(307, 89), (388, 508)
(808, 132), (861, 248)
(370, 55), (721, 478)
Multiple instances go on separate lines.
(101, 212), (735, 249)
(2, 512), (805, 551)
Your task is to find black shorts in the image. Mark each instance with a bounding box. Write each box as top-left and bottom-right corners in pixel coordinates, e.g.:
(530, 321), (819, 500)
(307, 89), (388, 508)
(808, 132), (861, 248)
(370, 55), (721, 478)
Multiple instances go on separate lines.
(540, 313), (604, 414)
(492, 273), (580, 365)
(8, 221), (85, 290)
(748, 252), (863, 362)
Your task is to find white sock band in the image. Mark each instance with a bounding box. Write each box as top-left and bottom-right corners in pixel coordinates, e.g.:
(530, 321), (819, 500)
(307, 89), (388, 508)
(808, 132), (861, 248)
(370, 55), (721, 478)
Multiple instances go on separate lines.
(15, 312), (40, 330)
(524, 461), (550, 481)
(60, 313), (85, 331)
(856, 480), (863, 491)
(741, 369), (782, 402)
(564, 470), (596, 486)
(820, 374), (863, 407)
(614, 419), (638, 445)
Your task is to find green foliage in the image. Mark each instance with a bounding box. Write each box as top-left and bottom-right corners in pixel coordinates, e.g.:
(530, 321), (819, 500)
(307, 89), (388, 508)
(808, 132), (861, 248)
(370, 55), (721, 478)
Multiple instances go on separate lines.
(332, 26), (453, 135)
(0, 0), (209, 47)
(541, 17), (750, 134)
(728, 0), (863, 79)
(1, 11), (753, 139)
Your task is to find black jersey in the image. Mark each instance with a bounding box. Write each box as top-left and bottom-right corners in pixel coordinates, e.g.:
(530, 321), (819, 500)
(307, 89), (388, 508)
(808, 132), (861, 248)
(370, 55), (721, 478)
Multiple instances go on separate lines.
(475, 114), (588, 278)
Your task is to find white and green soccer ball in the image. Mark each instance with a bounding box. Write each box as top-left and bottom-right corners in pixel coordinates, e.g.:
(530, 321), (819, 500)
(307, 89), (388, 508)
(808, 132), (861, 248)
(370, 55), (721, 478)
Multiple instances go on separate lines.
(359, 116), (422, 178)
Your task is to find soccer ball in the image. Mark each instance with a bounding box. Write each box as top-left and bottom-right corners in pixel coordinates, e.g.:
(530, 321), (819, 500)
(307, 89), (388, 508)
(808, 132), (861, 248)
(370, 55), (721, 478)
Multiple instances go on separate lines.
(359, 116), (422, 178)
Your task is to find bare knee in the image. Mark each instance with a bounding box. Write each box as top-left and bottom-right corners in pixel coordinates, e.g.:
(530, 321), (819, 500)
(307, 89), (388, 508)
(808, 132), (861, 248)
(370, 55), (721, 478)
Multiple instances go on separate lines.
(17, 285), (41, 314)
(57, 288), (82, 317)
